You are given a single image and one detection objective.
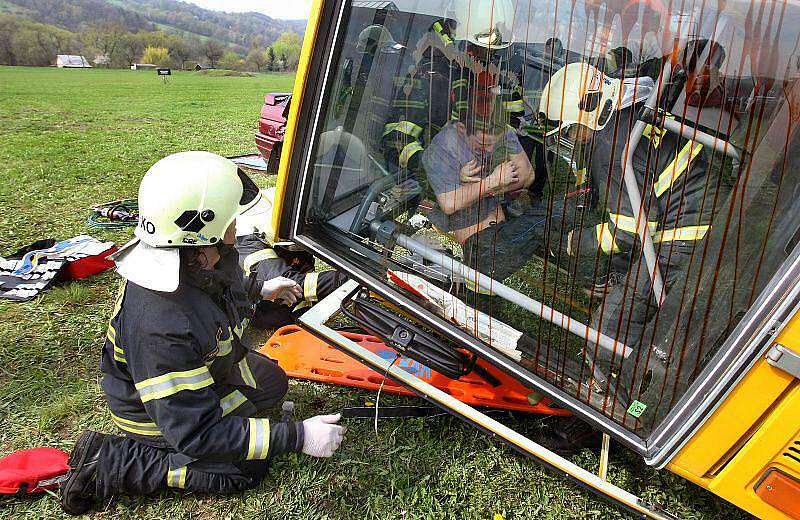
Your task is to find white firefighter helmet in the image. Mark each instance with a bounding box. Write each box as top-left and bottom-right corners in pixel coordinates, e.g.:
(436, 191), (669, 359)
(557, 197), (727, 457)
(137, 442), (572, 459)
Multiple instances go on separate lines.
(111, 151), (261, 292)
(539, 62), (621, 136)
(447, 0), (516, 50)
(236, 186), (277, 244)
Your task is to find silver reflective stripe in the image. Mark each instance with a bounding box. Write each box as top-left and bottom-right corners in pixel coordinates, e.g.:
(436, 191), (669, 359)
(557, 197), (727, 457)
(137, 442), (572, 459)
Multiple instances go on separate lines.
(220, 390), (248, 417)
(135, 367), (214, 403)
(238, 358), (257, 389)
(243, 248), (279, 273)
(246, 418), (270, 460)
(166, 466), (187, 489)
(110, 412), (162, 436)
(303, 272), (320, 303)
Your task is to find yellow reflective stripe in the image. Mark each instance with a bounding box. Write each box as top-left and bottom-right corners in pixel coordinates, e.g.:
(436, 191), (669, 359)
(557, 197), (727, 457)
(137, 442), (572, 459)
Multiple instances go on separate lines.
(135, 367), (214, 403)
(303, 272), (320, 303)
(465, 278), (494, 296)
(246, 418), (271, 460)
(432, 21), (453, 45)
(220, 390), (248, 417)
(596, 223), (620, 254)
(107, 324), (126, 363)
(238, 358), (257, 389)
(110, 412), (162, 436)
(399, 141), (424, 168)
(392, 99), (426, 109)
(608, 213), (659, 234)
(243, 248), (279, 273)
(654, 140), (703, 197)
(653, 225), (710, 243)
(503, 99), (524, 112)
(166, 466), (187, 489)
(642, 123), (666, 148)
(451, 78), (469, 89)
(383, 120), (424, 139)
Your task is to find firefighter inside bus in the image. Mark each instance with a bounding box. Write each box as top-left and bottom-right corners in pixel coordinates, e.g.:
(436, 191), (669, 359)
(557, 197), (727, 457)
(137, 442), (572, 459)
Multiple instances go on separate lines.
(538, 60), (725, 378)
(381, 0), (543, 218)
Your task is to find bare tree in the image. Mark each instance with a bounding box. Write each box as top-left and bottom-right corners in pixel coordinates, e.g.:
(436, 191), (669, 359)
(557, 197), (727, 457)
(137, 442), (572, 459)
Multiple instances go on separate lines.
(82, 23), (126, 63)
(170, 38), (192, 70)
(200, 39), (223, 68)
(119, 34), (142, 67)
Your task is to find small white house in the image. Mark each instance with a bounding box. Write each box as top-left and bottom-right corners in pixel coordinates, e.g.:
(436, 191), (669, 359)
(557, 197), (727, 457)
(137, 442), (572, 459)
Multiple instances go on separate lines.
(56, 55), (92, 68)
(131, 63), (157, 70)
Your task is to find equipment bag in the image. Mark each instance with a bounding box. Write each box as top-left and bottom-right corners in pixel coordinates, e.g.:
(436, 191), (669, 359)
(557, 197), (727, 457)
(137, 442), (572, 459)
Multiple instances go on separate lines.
(0, 447), (69, 495)
(0, 235), (116, 302)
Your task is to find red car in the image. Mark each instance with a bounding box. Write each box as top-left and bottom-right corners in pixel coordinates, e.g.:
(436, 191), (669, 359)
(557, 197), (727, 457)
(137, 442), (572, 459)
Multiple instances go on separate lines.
(255, 93), (291, 173)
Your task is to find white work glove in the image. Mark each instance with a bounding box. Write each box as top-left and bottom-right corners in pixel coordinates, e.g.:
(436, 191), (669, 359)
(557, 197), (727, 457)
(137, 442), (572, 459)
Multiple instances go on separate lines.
(301, 413), (346, 458)
(260, 277), (303, 306)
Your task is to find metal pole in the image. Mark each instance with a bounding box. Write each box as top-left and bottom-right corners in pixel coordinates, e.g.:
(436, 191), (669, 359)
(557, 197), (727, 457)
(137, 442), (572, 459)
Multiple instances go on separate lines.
(299, 281), (678, 520)
(622, 61), (672, 306)
(661, 116), (739, 160)
(393, 232), (631, 360)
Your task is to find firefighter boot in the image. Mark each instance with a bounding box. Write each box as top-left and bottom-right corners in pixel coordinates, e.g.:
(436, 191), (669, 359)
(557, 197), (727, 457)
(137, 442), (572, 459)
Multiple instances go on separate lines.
(60, 431), (107, 515)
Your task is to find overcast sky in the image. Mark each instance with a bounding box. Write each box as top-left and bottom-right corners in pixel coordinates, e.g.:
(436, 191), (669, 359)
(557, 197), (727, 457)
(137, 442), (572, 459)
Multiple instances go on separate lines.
(187, 0), (312, 20)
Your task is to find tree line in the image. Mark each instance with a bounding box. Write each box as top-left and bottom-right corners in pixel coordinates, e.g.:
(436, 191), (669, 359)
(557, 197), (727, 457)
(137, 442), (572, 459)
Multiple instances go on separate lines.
(0, 15), (302, 72)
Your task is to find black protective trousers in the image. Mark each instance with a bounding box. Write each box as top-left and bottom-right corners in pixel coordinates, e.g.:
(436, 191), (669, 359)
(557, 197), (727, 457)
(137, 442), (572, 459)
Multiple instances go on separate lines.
(94, 352), (290, 499)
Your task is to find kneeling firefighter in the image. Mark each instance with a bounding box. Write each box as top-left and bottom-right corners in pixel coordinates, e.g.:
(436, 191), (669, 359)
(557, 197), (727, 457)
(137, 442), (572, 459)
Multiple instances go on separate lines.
(235, 187), (348, 329)
(60, 152), (346, 515)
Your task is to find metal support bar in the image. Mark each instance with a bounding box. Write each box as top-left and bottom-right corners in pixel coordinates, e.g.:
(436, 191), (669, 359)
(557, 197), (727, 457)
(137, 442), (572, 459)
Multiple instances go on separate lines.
(660, 117), (740, 160)
(299, 281), (677, 520)
(765, 343), (800, 379)
(391, 229), (631, 360)
(623, 61), (671, 306)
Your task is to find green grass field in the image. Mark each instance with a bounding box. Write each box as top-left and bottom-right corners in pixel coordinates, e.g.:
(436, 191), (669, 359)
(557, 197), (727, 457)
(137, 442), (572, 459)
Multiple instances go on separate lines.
(0, 66), (748, 519)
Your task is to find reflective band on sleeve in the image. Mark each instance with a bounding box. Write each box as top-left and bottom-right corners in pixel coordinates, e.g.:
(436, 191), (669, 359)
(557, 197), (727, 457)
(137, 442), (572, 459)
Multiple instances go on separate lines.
(217, 335), (233, 357)
(246, 418), (271, 460)
(107, 324), (126, 364)
(503, 99), (524, 112)
(653, 225), (710, 243)
(135, 367), (214, 403)
(596, 223), (620, 254)
(399, 141), (424, 168)
(110, 412), (162, 436)
(451, 78), (469, 90)
(242, 248), (279, 273)
(303, 272), (320, 303)
(220, 390), (249, 417)
(166, 466), (187, 489)
(238, 358), (257, 389)
(391, 99), (426, 110)
(654, 140), (703, 197)
(383, 121), (424, 138)
(608, 213), (659, 234)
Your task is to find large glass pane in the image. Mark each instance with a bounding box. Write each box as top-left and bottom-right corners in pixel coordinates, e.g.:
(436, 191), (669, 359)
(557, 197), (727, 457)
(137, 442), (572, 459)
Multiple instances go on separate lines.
(299, 0), (800, 436)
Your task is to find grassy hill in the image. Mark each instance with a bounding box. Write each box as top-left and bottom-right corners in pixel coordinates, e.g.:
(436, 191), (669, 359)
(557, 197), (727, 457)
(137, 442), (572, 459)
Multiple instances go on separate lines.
(0, 0), (305, 50)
